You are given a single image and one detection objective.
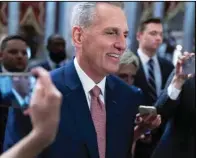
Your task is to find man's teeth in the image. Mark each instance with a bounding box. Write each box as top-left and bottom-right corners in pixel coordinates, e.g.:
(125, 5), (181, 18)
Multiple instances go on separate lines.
(108, 53), (120, 58)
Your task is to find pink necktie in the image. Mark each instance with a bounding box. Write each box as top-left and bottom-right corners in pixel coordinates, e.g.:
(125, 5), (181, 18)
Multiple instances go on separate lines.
(90, 86), (106, 158)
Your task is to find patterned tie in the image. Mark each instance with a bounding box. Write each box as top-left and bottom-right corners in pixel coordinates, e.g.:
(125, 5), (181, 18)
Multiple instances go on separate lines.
(90, 86), (106, 158)
(147, 59), (157, 103)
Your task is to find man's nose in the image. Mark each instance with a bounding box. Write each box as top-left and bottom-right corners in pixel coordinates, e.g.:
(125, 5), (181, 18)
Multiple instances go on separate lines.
(114, 35), (126, 52)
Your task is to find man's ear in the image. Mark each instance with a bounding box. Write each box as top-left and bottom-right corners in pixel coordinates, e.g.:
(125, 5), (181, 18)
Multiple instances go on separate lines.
(136, 32), (142, 42)
(72, 26), (84, 47)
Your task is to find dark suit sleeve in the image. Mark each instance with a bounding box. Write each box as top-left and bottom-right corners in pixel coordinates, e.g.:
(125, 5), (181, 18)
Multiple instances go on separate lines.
(3, 108), (32, 151)
(154, 69), (180, 119)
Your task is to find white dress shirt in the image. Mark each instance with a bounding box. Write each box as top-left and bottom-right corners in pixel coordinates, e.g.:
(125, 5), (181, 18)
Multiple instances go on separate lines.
(137, 48), (162, 96)
(137, 48), (181, 101)
(74, 58), (106, 109)
(167, 83), (181, 100)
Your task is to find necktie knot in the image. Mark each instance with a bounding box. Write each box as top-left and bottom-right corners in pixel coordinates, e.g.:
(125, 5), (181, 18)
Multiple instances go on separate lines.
(90, 86), (101, 98)
(148, 58), (153, 63)
(148, 58), (154, 66)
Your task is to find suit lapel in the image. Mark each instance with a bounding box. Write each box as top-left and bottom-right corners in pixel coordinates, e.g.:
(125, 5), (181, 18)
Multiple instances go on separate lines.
(158, 57), (168, 89)
(135, 54), (149, 91)
(105, 76), (123, 156)
(62, 61), (99, 158)
(59, 61), (123, 157)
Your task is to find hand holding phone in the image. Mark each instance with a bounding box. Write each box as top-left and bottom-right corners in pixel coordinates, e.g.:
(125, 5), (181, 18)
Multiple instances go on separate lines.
(135, 105), (160, 139)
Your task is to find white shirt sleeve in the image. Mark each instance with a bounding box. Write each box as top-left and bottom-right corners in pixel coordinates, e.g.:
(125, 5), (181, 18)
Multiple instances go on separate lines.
(167, 84), (182, 100)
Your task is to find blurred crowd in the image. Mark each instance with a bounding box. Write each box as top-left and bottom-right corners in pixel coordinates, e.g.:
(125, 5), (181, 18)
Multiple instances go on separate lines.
(0, 2), (195, 158)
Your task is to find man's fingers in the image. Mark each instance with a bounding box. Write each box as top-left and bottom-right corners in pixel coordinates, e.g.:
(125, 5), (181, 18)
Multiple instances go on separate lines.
(143, 114), (156, 123)
(151, 115), (161, 127)
(140, 134), (145, 139)
(135, 117), (143, 124)
(31, 67), (52, 88)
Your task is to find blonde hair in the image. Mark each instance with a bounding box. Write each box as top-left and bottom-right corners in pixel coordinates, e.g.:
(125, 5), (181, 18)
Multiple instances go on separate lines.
(120, 50), (139, 70)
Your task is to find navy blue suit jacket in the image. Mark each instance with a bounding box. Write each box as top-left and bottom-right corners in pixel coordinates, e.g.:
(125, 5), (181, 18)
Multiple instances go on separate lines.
(0, 67), (9, 154)
(4, 60), (145, 158)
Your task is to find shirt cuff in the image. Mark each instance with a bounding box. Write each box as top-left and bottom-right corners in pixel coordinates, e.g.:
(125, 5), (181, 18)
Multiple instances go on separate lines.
(167, 84), (181, 100)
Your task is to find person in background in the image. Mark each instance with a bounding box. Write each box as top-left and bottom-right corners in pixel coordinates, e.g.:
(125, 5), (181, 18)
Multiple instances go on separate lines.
(0, 67), (62, 158)
(134, 18), (174, 158)
(29, 34), (68, 71)
(0, 35), (29, 154)
(152, 53), (195, 158)
(116, 50), (139, 85)
(0, 35), (28, 73)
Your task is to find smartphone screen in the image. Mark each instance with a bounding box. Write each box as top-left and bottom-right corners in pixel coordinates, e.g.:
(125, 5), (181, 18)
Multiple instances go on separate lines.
(0, 73), (36, 110)
(182, 56), (195, 75)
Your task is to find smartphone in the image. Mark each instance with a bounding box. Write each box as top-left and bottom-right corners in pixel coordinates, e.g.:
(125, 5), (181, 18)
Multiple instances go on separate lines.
(138, 105), (157, 116)
(0, 72), (36, 110)
(182, 55), (195, 75)
(138, 105), (157, 135)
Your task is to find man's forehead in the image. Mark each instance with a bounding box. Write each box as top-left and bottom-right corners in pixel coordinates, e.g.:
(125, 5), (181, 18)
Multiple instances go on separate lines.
(94, 3), (127, 23)
(52, 39), (65, 44)
(145, 23), (163, 31)
(7, 39), (26, 46)
(6, 39), (27, 49)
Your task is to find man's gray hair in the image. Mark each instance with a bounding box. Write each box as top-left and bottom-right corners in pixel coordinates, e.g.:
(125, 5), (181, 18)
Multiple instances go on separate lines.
(71, 2), (124, 29)
(120, 50), (140, 70)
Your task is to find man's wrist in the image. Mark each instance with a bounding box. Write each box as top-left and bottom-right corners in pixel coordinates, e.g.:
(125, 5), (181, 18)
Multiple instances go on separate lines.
(30, 129), (52, 148)
(171, 76), (185, 90)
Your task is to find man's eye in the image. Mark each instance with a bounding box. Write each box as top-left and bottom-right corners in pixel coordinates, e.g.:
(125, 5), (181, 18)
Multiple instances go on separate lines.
(8, 50), (18, 55)
(149, 31), (157, 36)
(106, 31), (115, 35)
(124, 34), (128, 38)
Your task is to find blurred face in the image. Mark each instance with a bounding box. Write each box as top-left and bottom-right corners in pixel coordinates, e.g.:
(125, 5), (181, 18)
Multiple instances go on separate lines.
(48, 37), (66, 64)
(137, 23), (163, 56)
(12, 76), (31, 98)
(1, 39), (28, 72)
(73, 3), (128, 82)
(116, 63), (137, 85)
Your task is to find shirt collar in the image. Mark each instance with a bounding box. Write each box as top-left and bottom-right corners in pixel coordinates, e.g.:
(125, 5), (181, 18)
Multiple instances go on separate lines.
(137, 48), (157, 64)
(74, 58), (106, 96)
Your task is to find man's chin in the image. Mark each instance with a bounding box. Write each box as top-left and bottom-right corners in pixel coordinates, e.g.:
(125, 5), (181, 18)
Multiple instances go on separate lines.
(107, 67), (119, 74)
(11, 67), (26, 72)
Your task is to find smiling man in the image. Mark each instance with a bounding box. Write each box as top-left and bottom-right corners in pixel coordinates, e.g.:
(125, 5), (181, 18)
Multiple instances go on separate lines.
(4, 2), (160, 158)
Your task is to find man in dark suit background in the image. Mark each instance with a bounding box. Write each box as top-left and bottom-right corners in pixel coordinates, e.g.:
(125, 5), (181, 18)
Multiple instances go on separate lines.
(0, 35), (29, 154)
(152, 53), (195, 158)
(133, 18), (174, 158)
(29, 34), (68, 71)
(4, 2), (161, 158)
